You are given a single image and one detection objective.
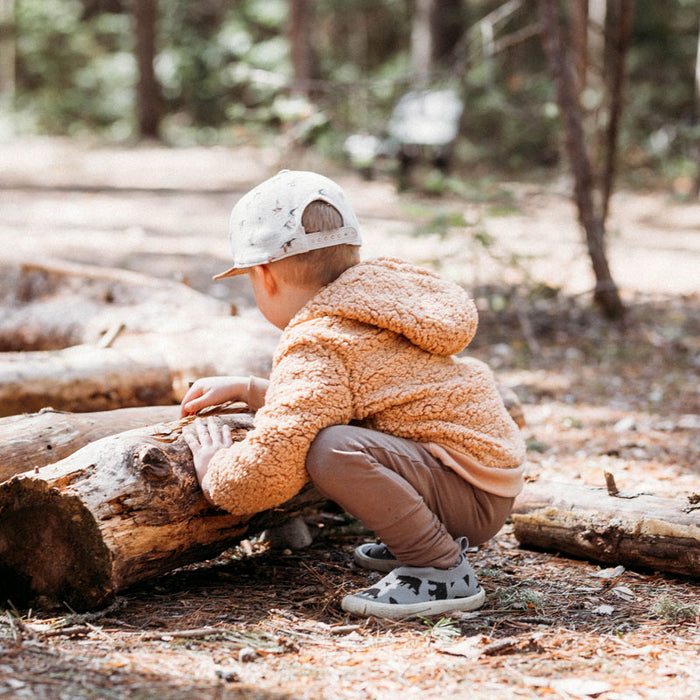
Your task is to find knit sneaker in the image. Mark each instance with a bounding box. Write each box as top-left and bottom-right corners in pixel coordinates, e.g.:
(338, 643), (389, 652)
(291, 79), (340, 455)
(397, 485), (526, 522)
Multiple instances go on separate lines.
(342, 538), (485, 619)
(353, 542), (399, 573)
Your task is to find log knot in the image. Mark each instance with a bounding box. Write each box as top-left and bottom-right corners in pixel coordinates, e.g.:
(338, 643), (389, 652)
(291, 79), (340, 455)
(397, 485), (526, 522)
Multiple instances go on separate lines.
(135, 445), (171, 478)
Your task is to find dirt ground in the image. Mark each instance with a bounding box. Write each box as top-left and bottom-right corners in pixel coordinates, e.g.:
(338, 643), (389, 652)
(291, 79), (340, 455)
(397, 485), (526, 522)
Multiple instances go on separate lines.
(0, 137), (698, 699)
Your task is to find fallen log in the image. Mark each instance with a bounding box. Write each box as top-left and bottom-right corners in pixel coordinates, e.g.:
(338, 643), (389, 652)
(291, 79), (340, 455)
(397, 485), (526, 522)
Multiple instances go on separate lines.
(0, 405), (180, 482)
(0, 259), (281, 408)
(0, 345), (175, 417)
(0, 408), (327, 611)
(512, 480), (700, 578)
(0, 258), (233, 351)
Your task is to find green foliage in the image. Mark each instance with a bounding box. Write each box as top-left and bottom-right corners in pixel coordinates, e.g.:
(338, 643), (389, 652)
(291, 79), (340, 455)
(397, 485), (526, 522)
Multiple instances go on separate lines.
(493, 587), (545, 612)
(14, 1), (135, 136)
(651, 595), (698, 624)
(420, 615), (461, 639)
(6, 0), (700, 182)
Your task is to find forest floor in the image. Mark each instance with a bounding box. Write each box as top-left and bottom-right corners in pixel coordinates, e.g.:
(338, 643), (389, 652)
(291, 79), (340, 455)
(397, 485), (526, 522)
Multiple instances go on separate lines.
(0, 137), (698, 699)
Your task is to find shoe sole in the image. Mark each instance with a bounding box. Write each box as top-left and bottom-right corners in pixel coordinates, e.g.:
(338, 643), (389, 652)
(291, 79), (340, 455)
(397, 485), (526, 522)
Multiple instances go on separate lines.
(353, 547), (399, 573)
(341, 587), (486, 619)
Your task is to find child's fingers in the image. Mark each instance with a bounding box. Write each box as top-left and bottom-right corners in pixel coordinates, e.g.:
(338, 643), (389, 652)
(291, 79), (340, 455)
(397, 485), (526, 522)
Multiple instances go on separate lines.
(181, 397), (202, 417)
(206, 417), (232, 448)
(181, 390), (219, 417)
(208, 417), (233, 448)
(195, 418), (213, 445)
(182, 426), (198, 450)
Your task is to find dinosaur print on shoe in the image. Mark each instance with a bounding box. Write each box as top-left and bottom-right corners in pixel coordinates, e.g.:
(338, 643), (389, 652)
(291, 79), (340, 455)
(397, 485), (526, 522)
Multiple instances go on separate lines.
(342, 537), (485, 619)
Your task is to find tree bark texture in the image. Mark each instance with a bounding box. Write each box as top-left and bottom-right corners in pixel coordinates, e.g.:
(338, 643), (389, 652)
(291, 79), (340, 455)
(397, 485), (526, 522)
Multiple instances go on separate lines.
(0, 259), (280, 403)
(411, 0), (434, 86)
(289, 0), (313, 95)
(0, 345), (175, 417)
(0, 410), (327, 611)
(537, 0), (625, 319)
(134, 0), (160, 138)
(512, 480), (700, 578)
(0, 405), (180, 481)
(0, 386), (523, 483)
(601, 0), (635, 221)
(0, 259), (233, 352)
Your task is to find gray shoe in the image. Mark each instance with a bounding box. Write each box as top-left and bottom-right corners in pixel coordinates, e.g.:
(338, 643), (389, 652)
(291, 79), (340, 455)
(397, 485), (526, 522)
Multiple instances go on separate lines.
(353, 542), (399, 572)
(342, 538), (485, 619)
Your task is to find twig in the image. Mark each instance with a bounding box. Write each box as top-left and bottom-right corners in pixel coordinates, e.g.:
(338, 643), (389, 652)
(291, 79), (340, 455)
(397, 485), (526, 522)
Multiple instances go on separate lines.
(605, 471), (620, 497)
(39, 625), (91, 638)
(62, 597), (127, 625)
(480, 636), (521, 656)
(604, 471), (640, 499)
(140, 626), (224, 640)
(96, 322), (125, 349)
(328, 625), (362, 635)
(503, 616), (555, 627)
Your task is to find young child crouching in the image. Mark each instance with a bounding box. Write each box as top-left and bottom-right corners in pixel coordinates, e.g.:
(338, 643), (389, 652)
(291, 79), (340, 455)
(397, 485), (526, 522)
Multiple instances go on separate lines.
(182, 169), (526, 619)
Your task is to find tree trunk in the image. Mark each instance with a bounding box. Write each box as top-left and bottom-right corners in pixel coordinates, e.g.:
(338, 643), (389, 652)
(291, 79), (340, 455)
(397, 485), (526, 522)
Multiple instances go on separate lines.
(411, 0), (434, 87)
(571, 0), (588, 93)
(0, 409), (327, 611)
(538, 0), (625, 319)
(0, 405), (180, 481)
(289, 0), (313, 96)
(0, 345), (175, 417)
(134, 0), (160, 138)
(430, 0), (465, 67)
(694, 13), (700, 197)
(602, 0), (634, 220)
(0, 0), (14, 98)
(512, 480), (700, 578)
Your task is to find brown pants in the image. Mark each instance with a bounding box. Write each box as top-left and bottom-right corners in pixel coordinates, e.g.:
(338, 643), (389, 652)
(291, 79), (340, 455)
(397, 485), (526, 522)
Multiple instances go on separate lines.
(305, 425), (514, 569)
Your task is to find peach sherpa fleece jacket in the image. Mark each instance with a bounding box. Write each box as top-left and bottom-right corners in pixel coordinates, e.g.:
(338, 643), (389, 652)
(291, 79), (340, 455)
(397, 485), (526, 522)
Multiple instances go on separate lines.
(206, 258), (526, 516)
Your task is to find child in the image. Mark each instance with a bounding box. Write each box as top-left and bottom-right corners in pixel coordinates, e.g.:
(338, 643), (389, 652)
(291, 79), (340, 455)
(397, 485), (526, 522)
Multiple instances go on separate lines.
(182, 169), (526, 619)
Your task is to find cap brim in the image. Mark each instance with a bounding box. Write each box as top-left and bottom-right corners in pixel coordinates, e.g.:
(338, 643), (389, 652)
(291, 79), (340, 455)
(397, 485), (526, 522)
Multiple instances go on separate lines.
(212, 265), (249, 280)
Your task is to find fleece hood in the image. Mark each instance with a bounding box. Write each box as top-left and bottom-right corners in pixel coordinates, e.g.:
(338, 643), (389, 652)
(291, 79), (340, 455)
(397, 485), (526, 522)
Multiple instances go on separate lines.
(292, 258), (478, 356)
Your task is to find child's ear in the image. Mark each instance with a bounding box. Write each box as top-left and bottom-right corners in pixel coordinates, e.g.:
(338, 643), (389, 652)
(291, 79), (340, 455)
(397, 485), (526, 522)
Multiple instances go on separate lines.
(255, 264), (278, 297)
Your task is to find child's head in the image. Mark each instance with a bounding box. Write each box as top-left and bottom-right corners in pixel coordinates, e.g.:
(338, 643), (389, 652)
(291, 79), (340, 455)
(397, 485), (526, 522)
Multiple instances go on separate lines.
(214, 170), (361, 289)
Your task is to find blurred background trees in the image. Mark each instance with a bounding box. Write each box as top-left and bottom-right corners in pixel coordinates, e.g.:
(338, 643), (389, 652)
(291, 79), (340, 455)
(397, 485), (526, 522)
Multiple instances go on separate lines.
(0, 0), (698, 317)
(0, 0), (696, 191)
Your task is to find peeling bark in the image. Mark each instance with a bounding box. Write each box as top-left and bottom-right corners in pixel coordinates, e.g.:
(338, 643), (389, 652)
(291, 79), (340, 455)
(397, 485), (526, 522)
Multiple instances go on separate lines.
(0, 409), (326, 611)
(512, 480), (700, 578)
(0, 405), (180, 481)
(0, 345), (175, 417)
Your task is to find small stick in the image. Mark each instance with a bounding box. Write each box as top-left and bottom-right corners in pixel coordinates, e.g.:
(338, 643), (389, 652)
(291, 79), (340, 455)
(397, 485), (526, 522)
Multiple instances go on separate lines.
(604, 471), (620, 497)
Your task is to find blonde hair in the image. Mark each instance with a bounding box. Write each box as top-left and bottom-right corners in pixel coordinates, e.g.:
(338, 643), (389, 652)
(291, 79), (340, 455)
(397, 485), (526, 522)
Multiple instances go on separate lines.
(273, 200), (360, 288)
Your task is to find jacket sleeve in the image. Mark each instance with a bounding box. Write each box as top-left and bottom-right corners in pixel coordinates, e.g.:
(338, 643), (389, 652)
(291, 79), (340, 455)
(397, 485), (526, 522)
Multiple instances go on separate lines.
(246, 376), (270, 411)
(205, 337), (353, 516)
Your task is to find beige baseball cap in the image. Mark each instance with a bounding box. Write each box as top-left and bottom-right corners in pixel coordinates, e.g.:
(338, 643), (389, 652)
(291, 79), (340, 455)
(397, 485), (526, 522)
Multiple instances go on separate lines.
(214, 170), (362, 279)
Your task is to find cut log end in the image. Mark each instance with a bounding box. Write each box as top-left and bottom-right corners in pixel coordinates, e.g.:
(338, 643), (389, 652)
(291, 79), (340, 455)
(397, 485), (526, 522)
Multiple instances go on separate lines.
(0, 409), (332, 611)
(0, 477), (113, 610)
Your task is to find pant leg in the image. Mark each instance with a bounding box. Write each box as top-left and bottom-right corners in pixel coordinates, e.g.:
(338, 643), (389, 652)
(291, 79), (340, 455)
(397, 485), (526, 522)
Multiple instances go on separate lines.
(305, 425), (512, 569)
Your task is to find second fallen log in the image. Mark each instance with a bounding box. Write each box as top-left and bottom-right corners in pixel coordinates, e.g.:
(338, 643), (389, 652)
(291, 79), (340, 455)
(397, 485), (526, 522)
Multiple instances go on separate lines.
(0, 405), (181, 483)
(0, 345), (174, 417)
(0, 409), (327, 611)
(512, 480), (700, 578)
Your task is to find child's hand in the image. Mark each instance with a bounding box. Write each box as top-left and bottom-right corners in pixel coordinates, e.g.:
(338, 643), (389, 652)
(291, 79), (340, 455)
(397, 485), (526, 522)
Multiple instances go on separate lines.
(180, 376), (248, 417)
(183, 417), (233, 502)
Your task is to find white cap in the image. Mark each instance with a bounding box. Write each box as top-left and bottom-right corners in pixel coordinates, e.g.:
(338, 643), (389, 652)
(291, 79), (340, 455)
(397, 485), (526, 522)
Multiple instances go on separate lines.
(214, 170), (362, 279)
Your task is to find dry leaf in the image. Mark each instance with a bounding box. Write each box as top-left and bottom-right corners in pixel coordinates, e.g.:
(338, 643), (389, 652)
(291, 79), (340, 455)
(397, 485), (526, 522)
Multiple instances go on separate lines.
(590, 565), (625, 579)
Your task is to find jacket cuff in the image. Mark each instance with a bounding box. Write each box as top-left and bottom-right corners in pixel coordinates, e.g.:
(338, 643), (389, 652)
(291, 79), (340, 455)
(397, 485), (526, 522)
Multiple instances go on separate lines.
(246, 376), (270, 411)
